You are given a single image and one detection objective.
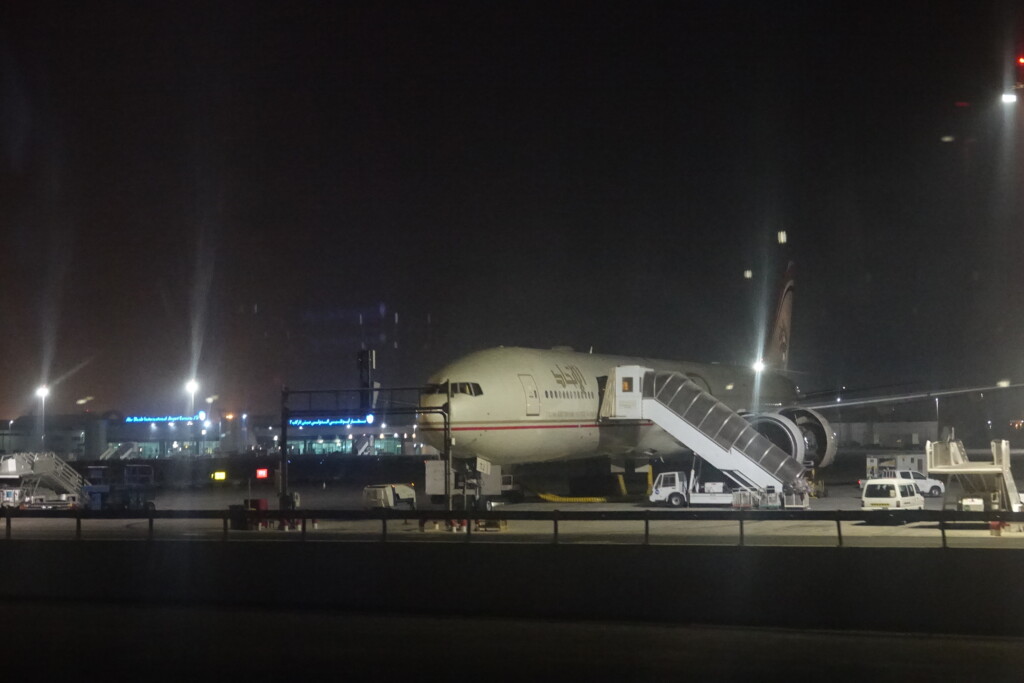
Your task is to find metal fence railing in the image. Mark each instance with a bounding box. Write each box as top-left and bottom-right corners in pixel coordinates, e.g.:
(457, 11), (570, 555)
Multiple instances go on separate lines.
(5, 507), (1024, 548)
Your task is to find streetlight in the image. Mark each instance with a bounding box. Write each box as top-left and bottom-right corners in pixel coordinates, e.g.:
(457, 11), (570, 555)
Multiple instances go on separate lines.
(185, 379), (199, 455)
(35, 385), (49, 451)
(185, 379), (199, 416)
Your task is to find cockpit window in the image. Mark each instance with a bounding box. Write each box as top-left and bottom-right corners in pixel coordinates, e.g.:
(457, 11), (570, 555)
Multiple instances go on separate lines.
(420, 382), (483, 396)
(454, 382), (483, 396)
(421, 382), (448, 396)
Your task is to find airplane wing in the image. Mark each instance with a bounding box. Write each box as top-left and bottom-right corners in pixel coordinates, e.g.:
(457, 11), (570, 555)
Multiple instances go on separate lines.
(796, 382), (1024, 410)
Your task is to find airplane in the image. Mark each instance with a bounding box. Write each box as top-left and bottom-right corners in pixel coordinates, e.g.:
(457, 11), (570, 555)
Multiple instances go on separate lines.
(417, 266), (841, 470)
(417, 266), (1022, 474)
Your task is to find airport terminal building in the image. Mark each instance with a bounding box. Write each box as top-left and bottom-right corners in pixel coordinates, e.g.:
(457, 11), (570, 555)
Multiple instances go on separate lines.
(0, 411), (430, 461)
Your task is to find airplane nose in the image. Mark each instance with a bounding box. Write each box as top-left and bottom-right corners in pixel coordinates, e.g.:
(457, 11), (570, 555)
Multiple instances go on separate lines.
(418, 409), (443, 428)
(417, 410), (445, 450)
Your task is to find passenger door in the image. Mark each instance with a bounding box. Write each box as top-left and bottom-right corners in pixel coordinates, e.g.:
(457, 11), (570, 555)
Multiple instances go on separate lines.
(518, 374), (540, 416)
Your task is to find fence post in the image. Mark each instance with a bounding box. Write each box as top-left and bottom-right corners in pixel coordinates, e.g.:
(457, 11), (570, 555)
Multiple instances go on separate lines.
(75, 510), (82, 540)
(301, 515), (307, 541)
(381, 514), (388, 542)
(644, 511), (650, 545)
(738, 518), (744, 546)
(4, 508), (9, 540)
(835, 514), (843, 547)
(148, 510), (154, 541)
(223, 512), (229, 541)
(553, 510), (559, 545)
(940, 519), (947, 549)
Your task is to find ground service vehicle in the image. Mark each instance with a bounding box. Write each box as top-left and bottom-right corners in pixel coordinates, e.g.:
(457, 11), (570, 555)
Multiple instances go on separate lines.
(858, 469), (944, 497)
(82, 464), (156, 511)
(861, 478), (925, 510)
(894, 470), (944, 497)
(650, 471), (731, 507)
(927, 437), (1024, 512)
(649, 470), (776, 508)
(362, 484), (417, 510)
(1, 452), (89, 509)
(424, 459), (521, 507)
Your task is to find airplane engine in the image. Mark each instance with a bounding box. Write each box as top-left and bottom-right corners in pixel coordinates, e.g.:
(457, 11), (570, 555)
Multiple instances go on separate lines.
(745, 408), (838, 469)
(779, 407), (837, 469)
(744, 413), (806, 465)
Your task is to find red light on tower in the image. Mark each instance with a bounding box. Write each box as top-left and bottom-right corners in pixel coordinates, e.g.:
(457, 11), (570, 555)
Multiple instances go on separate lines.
(1018, 56), (1024, 64)
(255, 468), (269, 479)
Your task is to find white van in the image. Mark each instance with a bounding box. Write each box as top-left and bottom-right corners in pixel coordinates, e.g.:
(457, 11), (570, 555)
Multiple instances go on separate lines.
(861, 478), (925, 510)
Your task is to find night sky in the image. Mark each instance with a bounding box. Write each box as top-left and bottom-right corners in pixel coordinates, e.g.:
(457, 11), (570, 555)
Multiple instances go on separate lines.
(0, 1), (1022, 420)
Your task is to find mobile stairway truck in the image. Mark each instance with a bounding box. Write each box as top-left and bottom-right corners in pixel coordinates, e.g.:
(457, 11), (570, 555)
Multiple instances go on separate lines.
(604, 365), (810, 509)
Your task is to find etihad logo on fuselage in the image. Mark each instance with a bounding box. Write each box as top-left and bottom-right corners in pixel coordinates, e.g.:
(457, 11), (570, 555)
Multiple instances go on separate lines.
(551, 364), (587, 389)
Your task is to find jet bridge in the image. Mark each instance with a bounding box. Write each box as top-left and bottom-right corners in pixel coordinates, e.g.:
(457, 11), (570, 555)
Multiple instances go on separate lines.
(926, 436), (1022, 512)
(601, 365), (809, 507)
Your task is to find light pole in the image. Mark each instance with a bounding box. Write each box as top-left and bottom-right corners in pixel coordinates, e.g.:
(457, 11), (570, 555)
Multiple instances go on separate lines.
(35, 385), (49, 451)
(185, 379), (198, 454)
(205, 395), (219, 448)
(186, 379), (199, 417)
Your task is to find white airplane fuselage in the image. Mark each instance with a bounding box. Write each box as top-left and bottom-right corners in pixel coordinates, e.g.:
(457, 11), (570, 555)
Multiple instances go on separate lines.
(418, 346), (798, 466)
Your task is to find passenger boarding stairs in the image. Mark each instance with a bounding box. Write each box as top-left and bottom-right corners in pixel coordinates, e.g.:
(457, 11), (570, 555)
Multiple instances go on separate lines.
(601, 366), (808, 506)
(927, 436), (1022, 512)
(98, 442), (139, 460)
(0, 452), (90, 500)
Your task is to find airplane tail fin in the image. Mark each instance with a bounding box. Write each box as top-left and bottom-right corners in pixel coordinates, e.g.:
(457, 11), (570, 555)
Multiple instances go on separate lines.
(763, 262), (794, 371)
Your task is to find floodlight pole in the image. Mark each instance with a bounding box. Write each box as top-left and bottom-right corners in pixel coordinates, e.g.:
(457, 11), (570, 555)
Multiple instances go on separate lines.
(445, 382), (453, 513)
(280, 386), (290, 509)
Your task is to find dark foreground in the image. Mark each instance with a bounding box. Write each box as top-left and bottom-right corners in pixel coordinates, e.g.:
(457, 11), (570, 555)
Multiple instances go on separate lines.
(4, 540), (1024, 635)
(5, 600), (1022, 681)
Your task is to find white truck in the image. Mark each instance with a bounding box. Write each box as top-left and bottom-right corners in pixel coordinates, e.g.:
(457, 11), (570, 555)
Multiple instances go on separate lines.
(650, 469), (802, 509)
(649, 471), (742, 508)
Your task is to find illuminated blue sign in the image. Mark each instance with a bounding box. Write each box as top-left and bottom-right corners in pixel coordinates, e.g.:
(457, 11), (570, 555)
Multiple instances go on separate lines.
(289, 414), (375, 427)
(125, 413), (204, 424)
